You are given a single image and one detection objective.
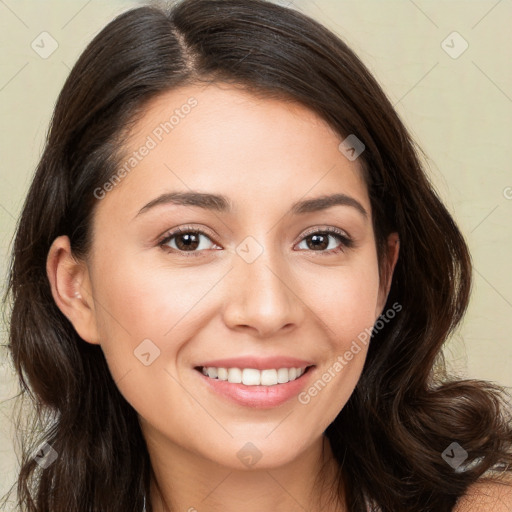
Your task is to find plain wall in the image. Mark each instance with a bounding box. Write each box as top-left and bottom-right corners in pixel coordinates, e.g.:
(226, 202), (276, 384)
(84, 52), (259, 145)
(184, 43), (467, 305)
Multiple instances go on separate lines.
(1, 0), (511, 504)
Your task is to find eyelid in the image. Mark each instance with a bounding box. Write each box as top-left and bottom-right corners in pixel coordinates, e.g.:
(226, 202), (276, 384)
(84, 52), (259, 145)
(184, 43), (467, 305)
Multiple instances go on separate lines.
(298, 225), (351, 243)
(157, 224), (219, 244)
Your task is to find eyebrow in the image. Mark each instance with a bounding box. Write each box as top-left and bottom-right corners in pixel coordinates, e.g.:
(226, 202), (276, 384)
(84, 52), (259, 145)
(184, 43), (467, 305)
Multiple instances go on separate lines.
(134, 191), (368, 219)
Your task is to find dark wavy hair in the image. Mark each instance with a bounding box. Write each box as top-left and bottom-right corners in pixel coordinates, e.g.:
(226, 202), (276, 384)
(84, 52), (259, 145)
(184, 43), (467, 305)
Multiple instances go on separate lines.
(2, 0), (511, 510)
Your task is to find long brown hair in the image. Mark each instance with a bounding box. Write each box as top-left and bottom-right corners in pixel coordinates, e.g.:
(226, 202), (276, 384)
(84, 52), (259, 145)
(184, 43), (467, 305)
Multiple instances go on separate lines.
(2, 0), (511, 510)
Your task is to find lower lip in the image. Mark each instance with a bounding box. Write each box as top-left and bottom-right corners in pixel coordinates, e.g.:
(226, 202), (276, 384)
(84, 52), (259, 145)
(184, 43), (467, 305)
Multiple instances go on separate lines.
(196, 367), (315, 408)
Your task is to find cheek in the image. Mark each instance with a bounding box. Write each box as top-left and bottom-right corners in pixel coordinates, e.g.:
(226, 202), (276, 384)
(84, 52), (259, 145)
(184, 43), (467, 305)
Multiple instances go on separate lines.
(301, 252), (381, 338)
(294, 253), (380, 415)
(90, 249), (227, 376)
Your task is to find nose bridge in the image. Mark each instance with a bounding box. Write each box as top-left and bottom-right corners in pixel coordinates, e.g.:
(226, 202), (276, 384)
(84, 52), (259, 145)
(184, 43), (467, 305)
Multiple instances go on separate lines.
(222, 235), (303, 335)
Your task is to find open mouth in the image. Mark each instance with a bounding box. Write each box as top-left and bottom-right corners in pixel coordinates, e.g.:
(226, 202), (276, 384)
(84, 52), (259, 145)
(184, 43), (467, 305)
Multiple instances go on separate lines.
(194, 365), (314, 386)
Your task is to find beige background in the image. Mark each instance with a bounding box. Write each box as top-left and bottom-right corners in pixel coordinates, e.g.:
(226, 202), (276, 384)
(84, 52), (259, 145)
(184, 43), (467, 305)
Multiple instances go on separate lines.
(1, 0), (511, 504)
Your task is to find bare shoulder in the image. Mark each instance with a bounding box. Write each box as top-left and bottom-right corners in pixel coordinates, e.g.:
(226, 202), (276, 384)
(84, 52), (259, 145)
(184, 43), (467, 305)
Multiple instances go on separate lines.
(454, 474), (512, 511)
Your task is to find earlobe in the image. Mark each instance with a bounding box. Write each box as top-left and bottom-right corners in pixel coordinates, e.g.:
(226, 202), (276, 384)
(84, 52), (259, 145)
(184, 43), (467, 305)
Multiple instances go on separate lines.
(387, 232), (400, 289)
(46, 235), (101, 345)
(376, 232), (400, 315)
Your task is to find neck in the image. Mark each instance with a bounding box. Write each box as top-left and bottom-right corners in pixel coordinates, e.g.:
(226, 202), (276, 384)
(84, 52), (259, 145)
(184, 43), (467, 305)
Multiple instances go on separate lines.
(145, 433), (344, 512)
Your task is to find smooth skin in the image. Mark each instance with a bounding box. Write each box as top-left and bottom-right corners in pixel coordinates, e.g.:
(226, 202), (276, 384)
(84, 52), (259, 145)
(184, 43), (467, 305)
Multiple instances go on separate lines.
(46, 83), (510, 511)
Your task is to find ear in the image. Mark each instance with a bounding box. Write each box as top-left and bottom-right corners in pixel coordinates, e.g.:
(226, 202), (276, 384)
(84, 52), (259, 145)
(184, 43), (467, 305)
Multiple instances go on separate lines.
(375, 232), (400, 317)
(46, 235), (100, 345)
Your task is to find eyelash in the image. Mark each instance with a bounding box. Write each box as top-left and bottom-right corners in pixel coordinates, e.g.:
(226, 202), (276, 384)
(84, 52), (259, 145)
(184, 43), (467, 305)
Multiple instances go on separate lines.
(157, 225), (354, 257)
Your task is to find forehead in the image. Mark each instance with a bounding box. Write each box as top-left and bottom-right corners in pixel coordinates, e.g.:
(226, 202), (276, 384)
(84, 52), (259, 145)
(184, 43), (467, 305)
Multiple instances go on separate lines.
(95, 82), (370, 222)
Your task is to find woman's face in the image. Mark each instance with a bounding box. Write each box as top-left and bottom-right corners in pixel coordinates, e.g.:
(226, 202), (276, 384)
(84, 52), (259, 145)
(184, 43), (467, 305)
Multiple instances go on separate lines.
(56, 83), (398, 469)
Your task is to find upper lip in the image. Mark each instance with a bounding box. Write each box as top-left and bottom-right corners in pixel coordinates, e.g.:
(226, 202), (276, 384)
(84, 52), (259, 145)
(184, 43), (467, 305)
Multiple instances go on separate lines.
(196, 356), (315, 370)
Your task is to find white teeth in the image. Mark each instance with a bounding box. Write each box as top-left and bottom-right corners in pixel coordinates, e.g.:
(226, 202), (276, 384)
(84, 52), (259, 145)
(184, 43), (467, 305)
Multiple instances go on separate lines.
(227, 367), (242, 383)
(277, 367), (289, 383)
(242, 368), (260, 386)
(201, 366), (309, 386)
(217, 367), (228, 381)
(261, 369), (278, 386)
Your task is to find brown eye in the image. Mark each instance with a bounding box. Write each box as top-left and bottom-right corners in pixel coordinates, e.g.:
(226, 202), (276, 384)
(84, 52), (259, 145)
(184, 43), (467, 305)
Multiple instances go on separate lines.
(305, 233), (330, 251)
(159, 228), (220, 255)
(173, 232), (201, 251)
(297, 228), (353, 254)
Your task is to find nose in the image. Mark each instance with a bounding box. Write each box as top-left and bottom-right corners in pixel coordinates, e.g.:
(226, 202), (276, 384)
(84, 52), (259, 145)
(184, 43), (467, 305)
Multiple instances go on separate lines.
(221, 244), (305, 338)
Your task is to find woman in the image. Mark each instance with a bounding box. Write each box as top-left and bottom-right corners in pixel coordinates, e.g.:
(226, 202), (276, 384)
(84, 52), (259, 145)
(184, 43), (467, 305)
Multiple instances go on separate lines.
(2, 0), (511, 510)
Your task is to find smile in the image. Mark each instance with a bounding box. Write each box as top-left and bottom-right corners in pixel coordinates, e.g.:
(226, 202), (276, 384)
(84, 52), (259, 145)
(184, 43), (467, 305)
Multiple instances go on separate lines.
(194, 364), (315, 408)
(198, 366), (310, 386)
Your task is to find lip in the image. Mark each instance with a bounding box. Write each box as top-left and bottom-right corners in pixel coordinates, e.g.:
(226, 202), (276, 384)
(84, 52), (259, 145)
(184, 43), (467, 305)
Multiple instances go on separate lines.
(195, 362), (316, 409)
(196, 356), (314, 370)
